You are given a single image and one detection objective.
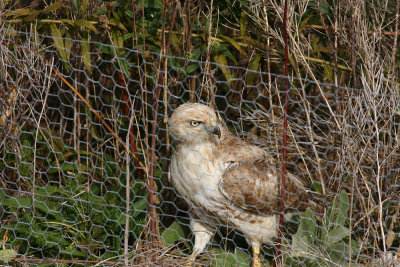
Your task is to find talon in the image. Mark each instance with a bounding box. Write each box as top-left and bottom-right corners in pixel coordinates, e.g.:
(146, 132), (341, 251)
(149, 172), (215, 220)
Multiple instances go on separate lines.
(187, 250), (199, 266)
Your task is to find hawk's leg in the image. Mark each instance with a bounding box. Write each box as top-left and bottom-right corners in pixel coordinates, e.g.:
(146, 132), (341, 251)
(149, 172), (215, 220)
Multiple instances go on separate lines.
(189, 218), (214, 261)
(252, 246), (262, 267)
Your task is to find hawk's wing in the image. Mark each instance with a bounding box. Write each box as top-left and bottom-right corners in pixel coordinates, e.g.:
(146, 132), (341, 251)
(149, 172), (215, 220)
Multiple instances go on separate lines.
(217, 136), (312, 215)
(219, 159), (280, 215)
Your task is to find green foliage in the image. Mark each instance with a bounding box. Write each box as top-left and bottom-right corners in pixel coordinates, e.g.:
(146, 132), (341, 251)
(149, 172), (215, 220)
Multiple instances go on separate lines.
(3, 0), (400, 93)
(0, 182), (147, 260)
(161, 220), (186, 246)
(287, 191), (358, 266)
(210, 248), (253, 267)
(0, 249), (17, 263)
(0, 126), (148, 262)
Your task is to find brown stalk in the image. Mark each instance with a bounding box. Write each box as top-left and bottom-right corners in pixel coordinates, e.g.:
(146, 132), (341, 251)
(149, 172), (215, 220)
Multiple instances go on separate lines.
(274, 0), (289, 265)
(119, 71), (143, 178)
(13, 257), (124, 265)
(124, 109), (134, 265)
(147, 0), (179, 262)
(0, 39), (147, 172)
(52, 63), (147, 170)
(308, 24), (400, 36)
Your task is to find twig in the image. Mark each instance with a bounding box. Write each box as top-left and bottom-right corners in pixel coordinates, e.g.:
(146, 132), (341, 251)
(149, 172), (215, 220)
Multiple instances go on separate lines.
(32, 57), (52, 216)
(124, 110), (134, 265)
(0, 39), (147, 172)
(13, 257), (123, 265)
(275, 0), (289, 265)
(147, 0), (179, 261)
(308, 24), (400, 36)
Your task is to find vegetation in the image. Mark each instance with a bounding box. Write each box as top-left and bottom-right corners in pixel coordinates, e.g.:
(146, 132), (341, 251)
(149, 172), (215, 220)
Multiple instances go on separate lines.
(0, 0), (399, 266)
(288, 191), (357, 266)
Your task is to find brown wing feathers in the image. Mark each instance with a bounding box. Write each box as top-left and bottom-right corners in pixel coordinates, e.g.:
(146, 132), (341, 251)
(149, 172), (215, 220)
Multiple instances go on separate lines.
(218, 136), (314, 215)
(219, 160), (280, 215)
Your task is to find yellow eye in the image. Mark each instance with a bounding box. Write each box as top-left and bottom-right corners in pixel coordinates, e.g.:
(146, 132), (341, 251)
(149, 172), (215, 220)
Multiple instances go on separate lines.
(190, 120), (200, 127)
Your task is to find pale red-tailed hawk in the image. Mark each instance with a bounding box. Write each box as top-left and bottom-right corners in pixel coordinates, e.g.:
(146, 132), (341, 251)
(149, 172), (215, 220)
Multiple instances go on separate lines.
(168, 103), (316, 267)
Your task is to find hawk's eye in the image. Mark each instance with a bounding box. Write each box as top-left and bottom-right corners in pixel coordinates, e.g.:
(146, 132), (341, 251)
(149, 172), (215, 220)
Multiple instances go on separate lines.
(190, 120), (200, 127)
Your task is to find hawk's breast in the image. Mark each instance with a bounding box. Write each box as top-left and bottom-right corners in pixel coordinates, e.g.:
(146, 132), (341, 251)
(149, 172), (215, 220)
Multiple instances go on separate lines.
(170, 142), (227, 209)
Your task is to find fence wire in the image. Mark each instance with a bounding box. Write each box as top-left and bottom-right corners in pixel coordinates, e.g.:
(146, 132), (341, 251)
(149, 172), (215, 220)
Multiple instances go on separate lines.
(0, 28), (399, 267)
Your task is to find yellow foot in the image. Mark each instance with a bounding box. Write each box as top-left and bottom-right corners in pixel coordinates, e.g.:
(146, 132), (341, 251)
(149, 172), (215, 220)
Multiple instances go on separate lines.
(186, 251), (198, 267)
(252, 246), (262, 267)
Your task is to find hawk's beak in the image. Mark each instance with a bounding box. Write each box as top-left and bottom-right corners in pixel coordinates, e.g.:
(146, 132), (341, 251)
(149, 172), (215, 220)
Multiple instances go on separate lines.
(210, 124), (221, 139)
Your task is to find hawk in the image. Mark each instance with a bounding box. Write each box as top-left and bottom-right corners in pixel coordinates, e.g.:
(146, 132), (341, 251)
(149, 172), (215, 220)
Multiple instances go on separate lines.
(168, 103), (317, 267)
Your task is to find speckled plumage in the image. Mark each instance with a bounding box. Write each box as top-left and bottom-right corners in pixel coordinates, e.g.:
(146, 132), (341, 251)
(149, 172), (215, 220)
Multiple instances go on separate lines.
(168, 103), (313, 263)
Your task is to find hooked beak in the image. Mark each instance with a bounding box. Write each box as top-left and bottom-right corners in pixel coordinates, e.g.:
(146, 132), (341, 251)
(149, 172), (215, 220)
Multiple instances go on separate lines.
(210, 124), (221, 139)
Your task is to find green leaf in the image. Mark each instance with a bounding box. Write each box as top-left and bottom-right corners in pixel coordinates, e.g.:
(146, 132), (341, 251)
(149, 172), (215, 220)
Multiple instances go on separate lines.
(61, 19), (75, 26)
(161, 221), (185, 246)
(123, 33), (133, 41)
(125, 9), (134, 19)
(133, 198), (147, 218)
(291, 208), (317, 257)
(22, 10), (41, 22)
(234, 248), (252, 266)
(61, 248), (87, 257)
(81, 0), (88, 14)
(221, 35), (248, 58)
(240, 11), (248, 37)
(299, 208), (317, 242)
(112, 30), (124, 48)
(319, 1), (331, 15)
(211, 251), (237, 267)
(75, 19), (98, 32)
(246, 54), (262, 85)
(109, 18), (128, 32)
(327, 190), (350, 233)
(297, 15), (312, 36)
(4, 8), (31, 17)
(324, 191), (339, 228)
(64, 32), (73, 61)
(137, 0), (163, 9)
(2, 196), (62, 221)
(312, 37), (320, 53)
(3, 196), (34, 209)
(81, 33), (91, 74)
(72, 0), (80, 11)
(336, 190), (350, 226)
(221, 48), (237, 64)
(119, 58), (130, 76)
(323, 62), (334, 83)
(210, 248), (251, 267)
(328, 225), (350, 245)
(171, 32), (180, 49)
(119, 198), (147, 225)
(291, 234), (310, 257)
(0, 249), (17, 263)
(59, 162), (77, 173)
(0, 189), (5, 202)
(349, 239), (358, 257)
(184, 64), (199, 74)
(50, 24), (69, 69)
(214, 54), (233, 85)
(43, 2), (63, 14)
(93, 7), (107, 16)
(36, 184), (63, 196)
(327, 242), (348, 264)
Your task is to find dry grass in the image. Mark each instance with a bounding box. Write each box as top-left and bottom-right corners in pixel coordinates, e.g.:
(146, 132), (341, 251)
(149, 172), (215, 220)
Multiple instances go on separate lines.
(244, 0), (400, 265)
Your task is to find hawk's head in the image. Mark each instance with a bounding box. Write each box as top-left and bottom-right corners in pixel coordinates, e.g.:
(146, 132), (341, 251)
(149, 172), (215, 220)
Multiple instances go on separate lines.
(169, 103), (221, 143)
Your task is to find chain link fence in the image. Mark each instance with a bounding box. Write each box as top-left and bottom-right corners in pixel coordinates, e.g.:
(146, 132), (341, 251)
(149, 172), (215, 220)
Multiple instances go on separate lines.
(0, 28), (399, 266)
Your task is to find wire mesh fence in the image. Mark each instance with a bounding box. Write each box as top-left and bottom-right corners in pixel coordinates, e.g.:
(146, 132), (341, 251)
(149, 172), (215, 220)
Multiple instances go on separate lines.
(0, 28), (399, 266)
